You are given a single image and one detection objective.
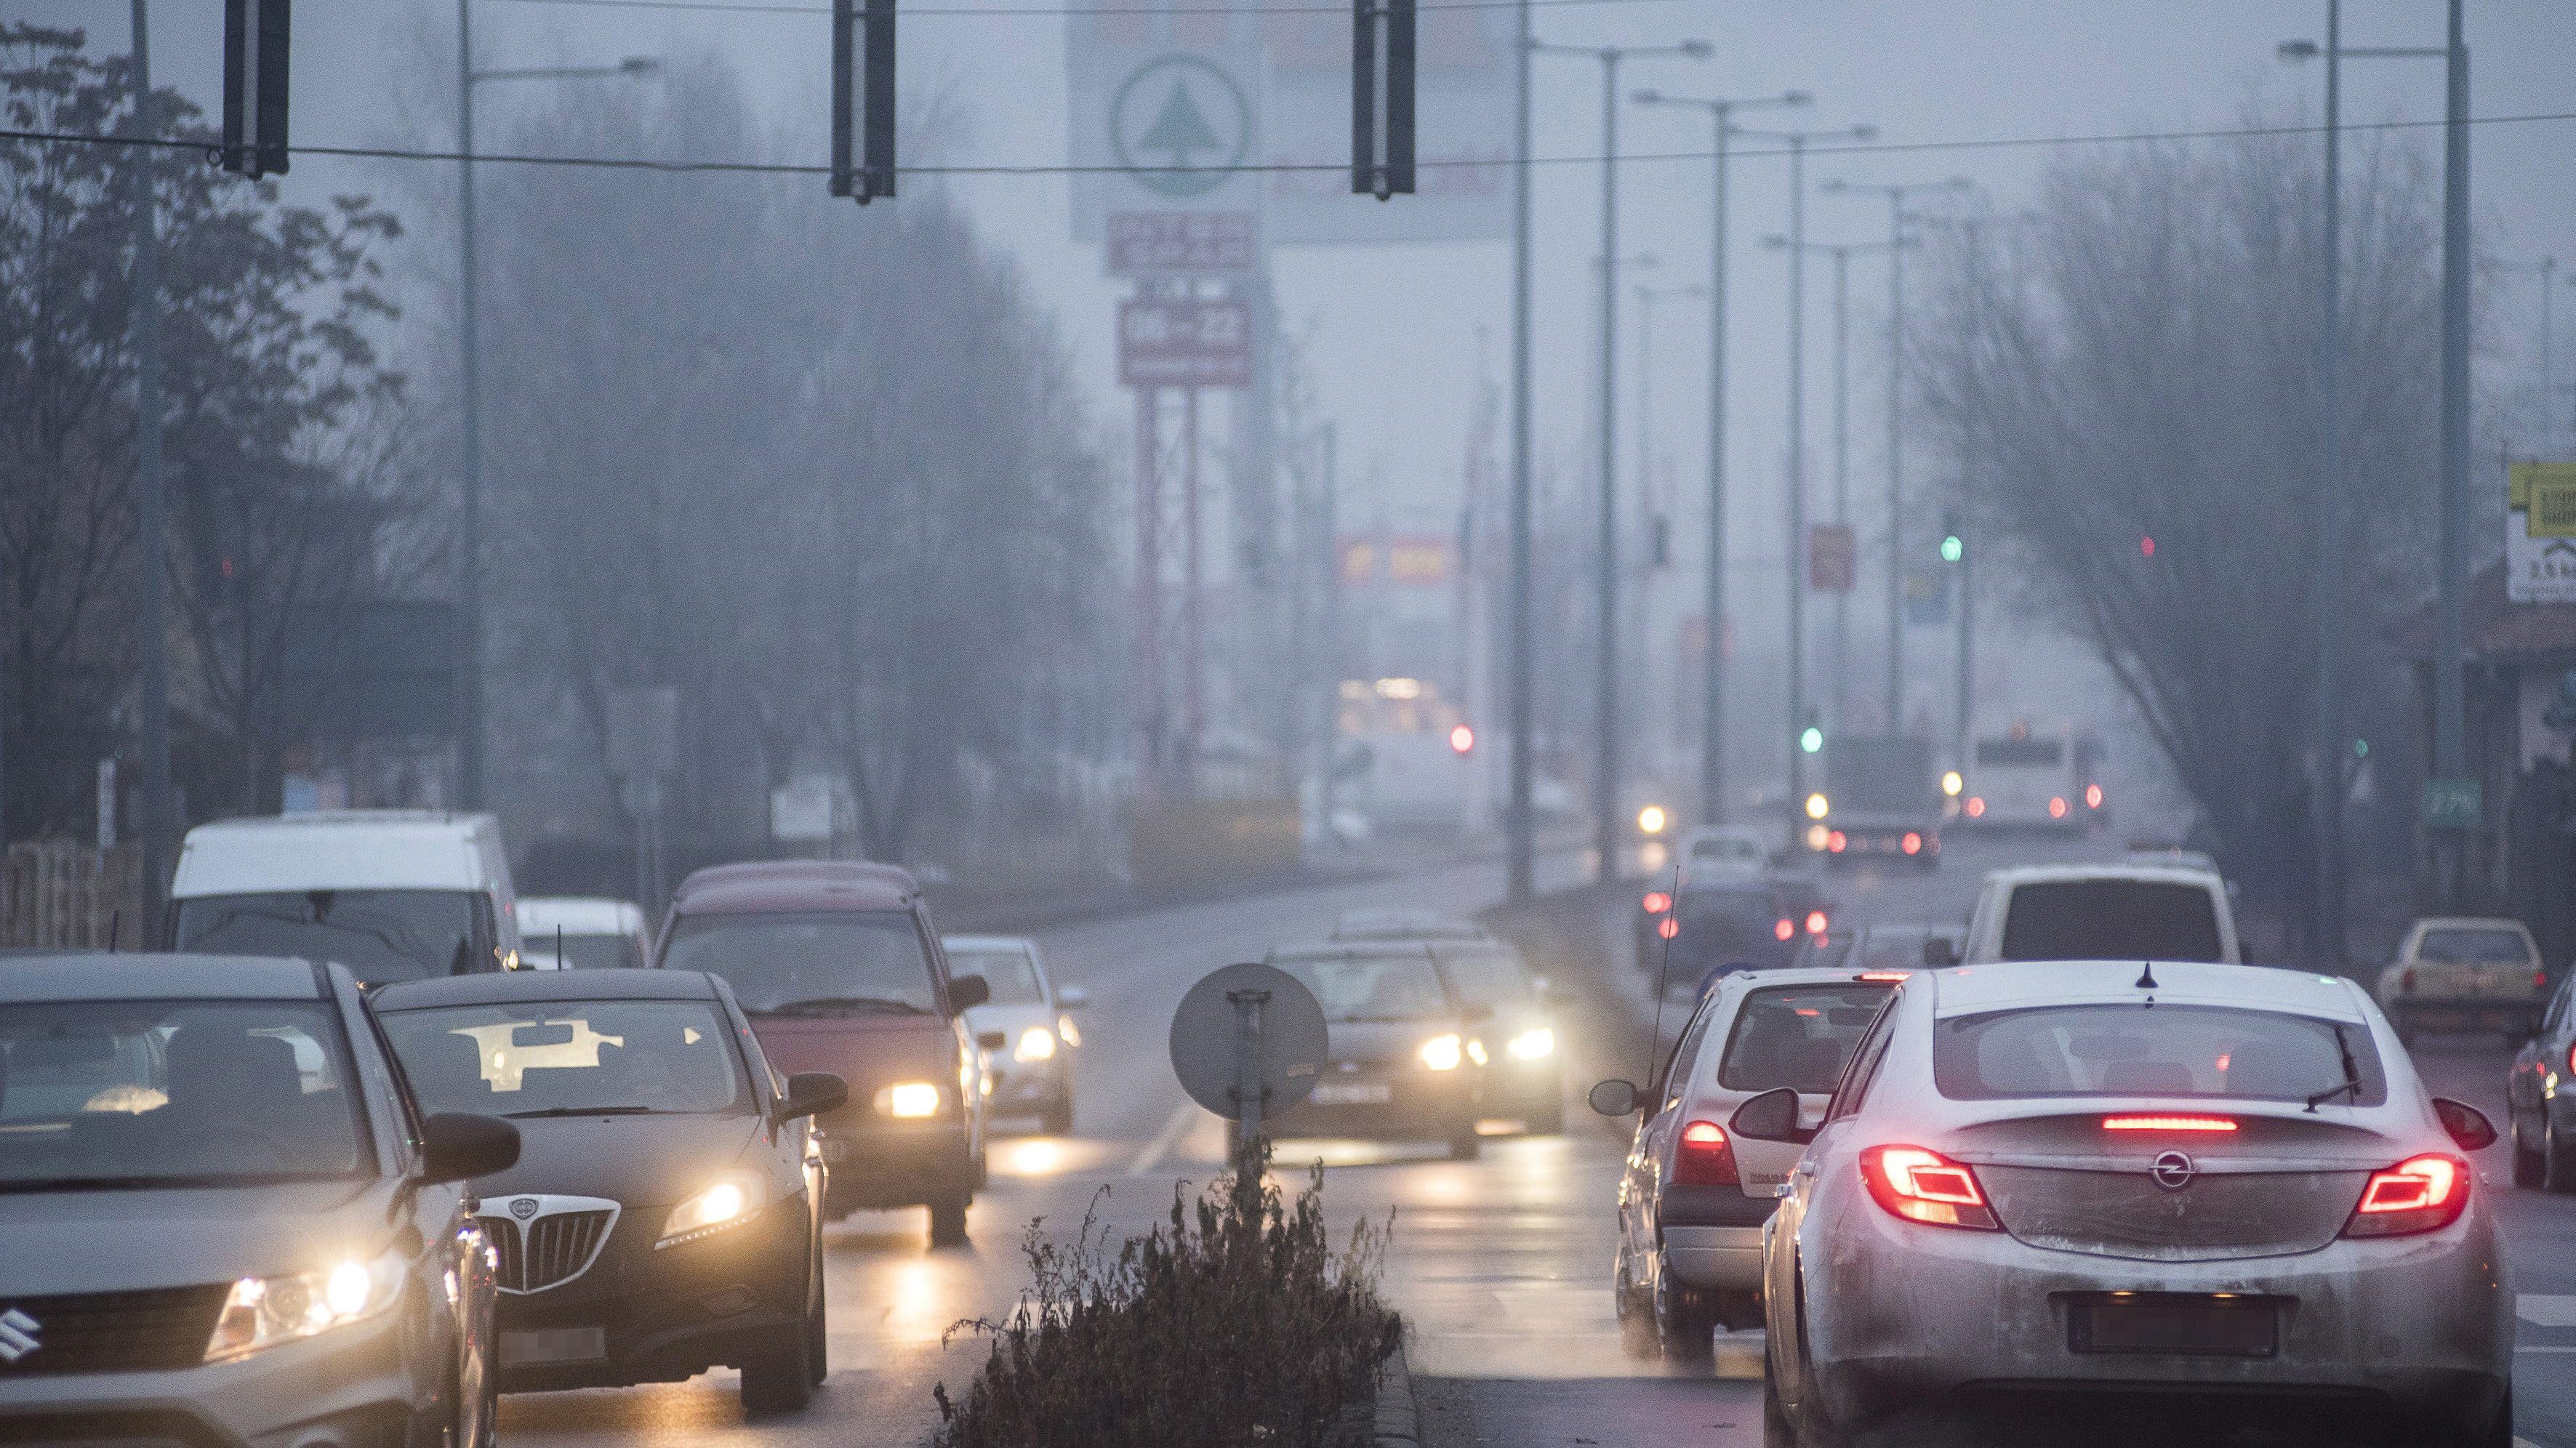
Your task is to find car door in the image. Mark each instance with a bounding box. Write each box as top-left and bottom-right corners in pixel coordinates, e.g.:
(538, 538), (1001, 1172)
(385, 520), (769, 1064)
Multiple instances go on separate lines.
(1765, 989), (1902, 1407)
(1633, 998), (1727, 1276)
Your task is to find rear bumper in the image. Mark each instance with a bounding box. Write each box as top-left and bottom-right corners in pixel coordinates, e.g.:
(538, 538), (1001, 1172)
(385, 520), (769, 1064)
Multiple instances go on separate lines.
(1664, 1224), (1765, 1291)
(2385, 997), (2542, 1033)
(494, 1202), (808, 1392)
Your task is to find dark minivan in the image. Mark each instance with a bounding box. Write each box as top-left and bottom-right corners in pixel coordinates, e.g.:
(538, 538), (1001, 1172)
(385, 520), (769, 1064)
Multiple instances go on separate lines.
(653, 862), (990, 1246)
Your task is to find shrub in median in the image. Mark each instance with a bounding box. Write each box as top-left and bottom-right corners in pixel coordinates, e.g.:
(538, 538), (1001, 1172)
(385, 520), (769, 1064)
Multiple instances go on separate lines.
(931, 1143), (1400, 1448)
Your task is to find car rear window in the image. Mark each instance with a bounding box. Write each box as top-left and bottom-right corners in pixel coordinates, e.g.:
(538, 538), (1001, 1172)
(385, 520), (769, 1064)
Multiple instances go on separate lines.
(1680, 887), (1778, 923)
(1933, 1004), (2385, 1106)
(1998, 880), (2223, 962)
(2417, 928), (2531, 965)
(1274, 951), (1448, 1021)
(1714, 984), (1893, 1094)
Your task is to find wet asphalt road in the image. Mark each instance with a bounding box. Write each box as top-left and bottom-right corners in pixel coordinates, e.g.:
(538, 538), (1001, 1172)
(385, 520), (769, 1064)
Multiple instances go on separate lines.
(493, 831), (2576, 1448)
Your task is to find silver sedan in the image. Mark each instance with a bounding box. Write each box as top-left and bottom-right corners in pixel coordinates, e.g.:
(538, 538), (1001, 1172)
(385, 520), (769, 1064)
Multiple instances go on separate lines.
(1745, 960), (2515, 1447)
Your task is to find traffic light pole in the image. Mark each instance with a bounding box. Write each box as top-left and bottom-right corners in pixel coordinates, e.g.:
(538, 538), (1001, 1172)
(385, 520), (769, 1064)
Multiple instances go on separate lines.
(1954, 524), (1973, 782)
(1505, 0), (1533, 901)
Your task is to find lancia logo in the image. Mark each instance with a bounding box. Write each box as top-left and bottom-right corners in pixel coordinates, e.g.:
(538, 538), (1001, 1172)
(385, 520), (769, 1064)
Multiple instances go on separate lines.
(2150, 1151), (2198, 1191)
(509, 1196), (539, 1220)
(0, 1308), (39, 1362)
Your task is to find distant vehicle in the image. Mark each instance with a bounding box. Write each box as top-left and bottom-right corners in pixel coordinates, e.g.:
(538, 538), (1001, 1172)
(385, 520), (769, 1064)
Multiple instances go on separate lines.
(654, 861), (990, 1247)
(1805, 736), (1940, 866)
(1749, 960), (2513, 1448)
(1331, 677), (1480, 830)
(1263, 941), (1491, 1159)
(2377, 917), (2549, 1045)
(1677, 824), (1773, 879)
(941, 934), (1087, 1135)
(2508, 968), (2576, 1191)
(1946, 863), (2238, 967)
(515, 896), (651, 971)
(1641, 877), (1826, 981)
(1587, 967), (1903, 1360)
(1429, 936), (1561, 1134)
(372, 968), (843, 1413)
(1331, 909), (1492, 943)
(1954, 727), (2103, 830)
(0, 952), (519, 1446)
(1791, 922), (1962, 977)
(169, 810), (526, 984)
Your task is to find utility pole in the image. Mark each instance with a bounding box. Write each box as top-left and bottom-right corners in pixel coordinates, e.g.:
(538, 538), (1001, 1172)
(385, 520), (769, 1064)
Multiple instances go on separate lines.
(128, 0), (174, 936)
(455, 0), (485, 811)
(1505, 0), (1534, 900)
(2312, 0), (2347, 963)
(1831, 246), (1850, 728)
(2434, 0), (2471, 900)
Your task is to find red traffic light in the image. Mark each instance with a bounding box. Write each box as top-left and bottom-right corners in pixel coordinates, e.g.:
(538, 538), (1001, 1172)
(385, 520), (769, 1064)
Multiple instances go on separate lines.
(1448, 723), (1475, 755)
(2140, 536), (2156, 558)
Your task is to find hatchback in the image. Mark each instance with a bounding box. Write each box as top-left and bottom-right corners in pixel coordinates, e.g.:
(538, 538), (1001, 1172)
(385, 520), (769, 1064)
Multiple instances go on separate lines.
(1263, 942), (1490, 1159)
(2378, 915), (2549, 1044)
(942, 934), (1088, 1135)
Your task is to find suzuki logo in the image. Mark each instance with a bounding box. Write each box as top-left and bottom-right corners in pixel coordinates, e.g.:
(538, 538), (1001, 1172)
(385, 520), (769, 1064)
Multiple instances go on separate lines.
(2150, 1151), (2197, 1191)
(0, 1308), (39, 1363)
(509, 1196), (539, 1220)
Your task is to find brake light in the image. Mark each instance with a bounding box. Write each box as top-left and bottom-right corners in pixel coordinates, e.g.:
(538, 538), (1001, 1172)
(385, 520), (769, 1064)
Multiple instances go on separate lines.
(1858, 1145), (1998, 1230)
(1856, 972), (1911, 983)
(2085, 784), (2104, 809)
(1658, 917), (1680, 940)
(2102, 1114), (2239, 1133)
(1643, 890), (1672, 915)
(2568, 1042), (2575, 1077)
(1673, 1119), (1739, 1186)
(1826, 831), (1847, 853)
(1805, 910), (1829, 936)
(2401, 968), (2417, 993)
(1775, 918), (1796, 941)
(1901, 831), (1922, 856)
(2343, 1154), (2470, 1238)
(2048, 796), (2069, 819)
(1965, 796), (1986, 818)
(2535, 969), (2550, 991)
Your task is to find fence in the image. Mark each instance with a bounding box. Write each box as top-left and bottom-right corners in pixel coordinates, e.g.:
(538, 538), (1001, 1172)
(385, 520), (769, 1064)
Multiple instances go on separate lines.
(1, 842), (147, 949)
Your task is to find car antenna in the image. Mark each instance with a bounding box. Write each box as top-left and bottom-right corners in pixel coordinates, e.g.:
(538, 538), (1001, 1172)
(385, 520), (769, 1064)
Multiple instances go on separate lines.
(2135, 962), (2159, 991)
(107, 909), (120, 953)
(558, 924), (566, 970)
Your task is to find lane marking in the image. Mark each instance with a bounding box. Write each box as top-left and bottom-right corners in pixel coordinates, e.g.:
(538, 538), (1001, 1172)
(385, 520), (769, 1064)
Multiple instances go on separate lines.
(2517, 1344), (2576, 1354)
(1127, 1100), (1200, 1178)
(2520, 1294), (2576, 1328)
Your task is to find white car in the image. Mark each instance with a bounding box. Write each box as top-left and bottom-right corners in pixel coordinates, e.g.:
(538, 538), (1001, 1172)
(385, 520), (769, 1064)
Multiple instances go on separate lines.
(940, 935), (1086, 1135)
(1588, 966), (1908, 1359)
(1677, 824), (1775, 880)
(1748, 960), (2513, 1447)
(515, 896), (651, 970)
(1945, 863), (2239, 966)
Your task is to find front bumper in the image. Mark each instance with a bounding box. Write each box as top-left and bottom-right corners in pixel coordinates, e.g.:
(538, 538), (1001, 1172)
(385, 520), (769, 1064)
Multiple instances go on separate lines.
(812, 1116), (976, 1214)
(494, 1201), (807, 1392)
(0, 1301), (428, 1448)
(1270, 1065), (1477, 1141)
(986, 1058), (1070, 1115)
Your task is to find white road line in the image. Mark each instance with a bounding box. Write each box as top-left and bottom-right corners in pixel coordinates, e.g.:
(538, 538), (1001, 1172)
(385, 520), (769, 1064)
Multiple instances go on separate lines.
(1127, 1100), (1200, 1178)
(2519, 1294), (2576, 1328)
(2517, 1345), (2576, 1354)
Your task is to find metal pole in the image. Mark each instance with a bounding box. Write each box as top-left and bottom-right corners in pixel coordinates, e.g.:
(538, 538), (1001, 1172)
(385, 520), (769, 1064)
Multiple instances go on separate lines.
(1506, 0), (1535, 901)
(1320, 422), (1341, 826)
(1595, 52), (1623, 884)
(2311, 0), (2346, 962)
(1229, 986), (1269, 1159)
(1183, 385), (1203, 795)
(1955, 514), (1973, 783)
(1701, 108), (1730, 825)
(128, 0), (174, 938)
(456, 0), (486, 811)
(2539, 257), (2556, 445)
(1885, 194), (1906, 733)
(1785, 136), (1808, 845)
(1136, 383), (1163, 797)
(2433, 0), (2469, 896)
(1830, 245), (1850, 729)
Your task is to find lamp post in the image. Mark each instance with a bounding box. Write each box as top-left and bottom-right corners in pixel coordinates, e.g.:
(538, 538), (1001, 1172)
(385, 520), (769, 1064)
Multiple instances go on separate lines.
(1636, 278), (1705, 765)
(1821, 175), (1970, 737)
(1634, 87), (1809, 826)
(457, 3), (659, 810)
(1531, 36), (1710, 883)
(1733, 119), (1874, 846)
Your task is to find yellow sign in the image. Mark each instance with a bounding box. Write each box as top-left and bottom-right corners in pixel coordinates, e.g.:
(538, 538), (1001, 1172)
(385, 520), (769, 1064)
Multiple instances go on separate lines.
(2505, 461), (2576, 603)
(2511, 462), (2576, 538)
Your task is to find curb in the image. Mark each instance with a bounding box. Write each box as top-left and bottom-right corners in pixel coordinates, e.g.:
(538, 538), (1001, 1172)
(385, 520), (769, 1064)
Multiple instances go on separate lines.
(1371, 1340), (1420, 1447)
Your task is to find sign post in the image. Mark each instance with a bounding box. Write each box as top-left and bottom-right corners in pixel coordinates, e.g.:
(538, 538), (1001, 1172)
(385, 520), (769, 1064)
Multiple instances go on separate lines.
(1169, 962), (1328, 1166)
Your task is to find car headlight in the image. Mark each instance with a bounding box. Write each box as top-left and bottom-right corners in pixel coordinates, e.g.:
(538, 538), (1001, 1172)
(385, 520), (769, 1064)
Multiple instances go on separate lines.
(1419, 1033), (1464, 1071)
(1506, 1026), (1556, 1061)
(1466, 1037), (1490, 1066)
(204, 1252), (404, 1361)
(875, 1081), (942, 1118)
(1014, 1026), (1058, 1063)
(658, 1174), (764, 1249)
(1057, 1014), (1082, 1050)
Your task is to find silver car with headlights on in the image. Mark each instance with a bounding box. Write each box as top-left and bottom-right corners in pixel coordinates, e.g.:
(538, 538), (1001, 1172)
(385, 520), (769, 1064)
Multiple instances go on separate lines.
(1746, 960), (2513, 1447)
(0, 953), (520, 1447)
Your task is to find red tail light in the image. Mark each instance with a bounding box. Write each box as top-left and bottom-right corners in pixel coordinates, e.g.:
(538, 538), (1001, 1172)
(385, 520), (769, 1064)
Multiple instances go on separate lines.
(1855, 972), (1911, 983)
(2568, 1042), (2575, 1078)
(2048, 796), (2069, 819)
(1965, 796), (1986, 818)
(1901, 831), (1922, 856)
(2343, 1154), (2470, 1238)
(2085, 783), (2105, 809)
(1805, 910), (1829, 936)
(1775, 918), (1796, 941)
(2401, 968), (2417, 993)
(2102, 1114), (2239, 1133)
(1673, 1119), (1739, 1186)
(1642, 890), (1672, 915)
(1658, 917), (1680, 940)
(1826, 831), (1848, 853)
(2535, 969), (2550, 991)
(1859, 1144), (1998, 1230)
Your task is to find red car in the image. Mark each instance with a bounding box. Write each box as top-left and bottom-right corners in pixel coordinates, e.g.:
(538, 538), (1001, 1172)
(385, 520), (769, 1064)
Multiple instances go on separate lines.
(654, 861), (991, 1246)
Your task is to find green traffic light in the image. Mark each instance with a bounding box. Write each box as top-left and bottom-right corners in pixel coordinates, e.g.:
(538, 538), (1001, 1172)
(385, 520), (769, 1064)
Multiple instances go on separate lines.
(1799, 726), (1824, 754)
(1940, 535), (1964, 563)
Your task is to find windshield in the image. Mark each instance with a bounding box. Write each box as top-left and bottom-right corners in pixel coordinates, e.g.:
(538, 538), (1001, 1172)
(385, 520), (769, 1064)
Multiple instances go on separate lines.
(662, 910), (936, 1014)
(174, 890), (483, 985)
(1933, 1004), (2386, 1105)
(1715, 984), (1894, 1094)
(526, 933), (643, 971)
(1275, 951), (1448, 1021)
(1998, 880), (2223, 963)
(1690, 837), (1763, 862)
(0, 999), (368, 1189)
(378, 999), (750, 1117)
(1436, 949), (1536, 1009)
(947, 947), (1046, 1005)
(2417, 928), (2531, 965)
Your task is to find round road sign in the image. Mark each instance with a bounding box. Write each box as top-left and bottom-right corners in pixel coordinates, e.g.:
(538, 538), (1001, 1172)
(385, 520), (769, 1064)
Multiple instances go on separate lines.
(1168, 962), (1328, 1122)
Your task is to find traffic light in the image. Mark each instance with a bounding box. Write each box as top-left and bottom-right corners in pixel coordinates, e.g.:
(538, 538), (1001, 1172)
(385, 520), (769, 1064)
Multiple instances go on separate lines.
(831, 0), (897, 203)
(220, 0), (290, 179)
(1938, 509), (1965, 564)
(1448, 723), (1475, 755)
(1800, 725), (1824, 755)
(1350, 0), (1415, 198)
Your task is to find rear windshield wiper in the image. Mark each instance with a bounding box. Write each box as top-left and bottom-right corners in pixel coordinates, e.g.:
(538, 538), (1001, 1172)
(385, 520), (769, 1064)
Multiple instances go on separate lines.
(499, 1104), (660, 1118)
(752, 996), (930, 1016)
(2305, 1024), (2364, 1112)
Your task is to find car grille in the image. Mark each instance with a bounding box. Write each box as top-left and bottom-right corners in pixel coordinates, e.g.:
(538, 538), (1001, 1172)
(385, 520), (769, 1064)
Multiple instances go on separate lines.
(1982, 1165), (2367, 1261)
(477, 1204), (618, 1293)
(0, 1284), (231, 1375)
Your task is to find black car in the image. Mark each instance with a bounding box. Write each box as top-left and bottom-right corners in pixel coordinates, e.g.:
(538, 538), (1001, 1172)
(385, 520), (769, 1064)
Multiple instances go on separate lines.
(1263, 943), (1491, 1159)
(372, 968), (846, 1414)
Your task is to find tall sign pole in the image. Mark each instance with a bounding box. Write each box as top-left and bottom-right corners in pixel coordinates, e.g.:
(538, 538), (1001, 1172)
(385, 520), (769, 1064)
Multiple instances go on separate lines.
(1594, 52), (1622, 885)
(2310, 0), (2346, 960)
(128, 0), (174, 935)
(2431, 0), (2471, 901)
(1505, 0), (1534, 900)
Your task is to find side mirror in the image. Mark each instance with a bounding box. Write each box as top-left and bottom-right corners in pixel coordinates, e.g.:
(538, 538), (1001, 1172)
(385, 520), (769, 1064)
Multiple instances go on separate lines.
(1922, 938), (1959, 968)
(2431, 1096), (2498, 1153)
(947, 973), (992, 1012)
(775, 1071), (850, 1123)
(1729, 1087), (1816, 1145)
(419, 1113), (521, 1185)
(1056, 985), (1091, 1010)
(976, 1030), (1007, 1052)
(1588, 1079), (1642, 1117)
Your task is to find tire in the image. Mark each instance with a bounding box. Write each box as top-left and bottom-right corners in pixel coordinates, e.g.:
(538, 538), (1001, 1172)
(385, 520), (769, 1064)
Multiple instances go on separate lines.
(2545, 1114), (2576, 1196)
(2466, 1384), (2513, 1448)
(739, 1324), (816, 1415)
(1762, 1362), (1797, 1448)
(1613, 1244), (1661, 1361)
(803, 1245), (828, 1388)
(2513, 1116), (2548, 1189)
(1652, 1255), (1717, 1361)
(1040, 1093), (1075, 1137)
(927, 1194), (971, 1247)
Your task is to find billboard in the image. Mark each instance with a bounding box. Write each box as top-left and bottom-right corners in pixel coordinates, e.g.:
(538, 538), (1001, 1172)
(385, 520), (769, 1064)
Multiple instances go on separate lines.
(2507, 460), (2576, 604)
(1067, 1), (1261, 248)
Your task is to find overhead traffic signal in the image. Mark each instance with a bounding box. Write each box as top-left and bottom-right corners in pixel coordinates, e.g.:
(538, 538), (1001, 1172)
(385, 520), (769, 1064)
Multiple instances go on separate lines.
(1800, 725), (1824, 755)
(1350, 0), (1416, 198)
(220, 0), (291, 179)
(831, 0), (897, 203)
(1938, 508), (1965, 564)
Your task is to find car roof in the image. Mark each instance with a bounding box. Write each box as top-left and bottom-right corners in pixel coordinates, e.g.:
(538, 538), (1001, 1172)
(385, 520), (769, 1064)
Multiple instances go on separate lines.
(1713, 965), (1913, 994)
(0, 952), (328, 1002)
(1927, 960), (2365, 1022)
(669, 859), (918, 914)
(515, 896), (645, 933)
(1981, 863), (2224, 888)
(371, 966), (723, 1010)
(1269, 941), (1436, 963)
(172, 810), (502, 896)
(941, 934), (1034, 953)
(1329, 909), (1490, 941)
(2407, 916), (2531, 932)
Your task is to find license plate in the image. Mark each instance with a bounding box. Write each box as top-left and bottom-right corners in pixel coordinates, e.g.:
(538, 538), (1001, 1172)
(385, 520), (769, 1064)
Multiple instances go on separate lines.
(1310, 1082), (1393, 1106)
(2069, 1296), (2278, 1358)
(502, 1326), (607, 1365)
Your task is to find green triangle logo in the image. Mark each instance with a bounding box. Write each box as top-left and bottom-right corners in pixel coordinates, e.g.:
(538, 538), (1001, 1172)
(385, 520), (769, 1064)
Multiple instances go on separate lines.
(1136, 80), (1221, 167)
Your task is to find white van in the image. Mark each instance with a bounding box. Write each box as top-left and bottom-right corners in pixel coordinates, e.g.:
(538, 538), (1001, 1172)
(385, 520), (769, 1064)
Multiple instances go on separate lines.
(168, 811), (524, 984)
(1946, 861), (2240, 966)
(514, 895), (651, 970)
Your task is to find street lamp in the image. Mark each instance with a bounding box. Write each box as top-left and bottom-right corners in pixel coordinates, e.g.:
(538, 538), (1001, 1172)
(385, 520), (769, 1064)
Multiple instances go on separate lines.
(1731, 118), (1875, 846)
(1820, 174), (1972, 736)
(1633, 87), (1809, 826)
(1635, 278), (1706, 766)
(456, 3), (661, 810)
(1531, 36), (1711, 883)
